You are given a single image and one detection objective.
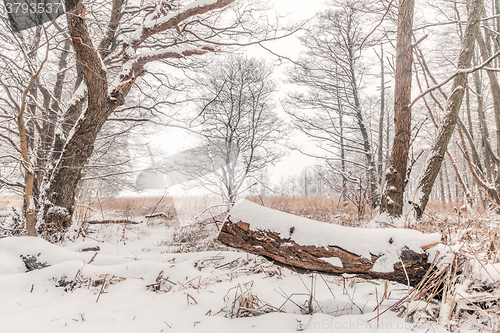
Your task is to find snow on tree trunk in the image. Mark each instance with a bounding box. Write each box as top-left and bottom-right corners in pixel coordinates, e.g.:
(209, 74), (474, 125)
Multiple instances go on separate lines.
(477, 32), (500, 158)
(37, 0), (234, 239)
(39, 1), (111, 238)
(415, 0), (483, 218)
(378, 43), (385, 186)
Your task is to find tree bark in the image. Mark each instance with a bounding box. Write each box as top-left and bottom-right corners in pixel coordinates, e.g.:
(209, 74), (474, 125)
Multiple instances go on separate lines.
(350, 64), (376, 206)
(39, 1), (110, 237)
(439, 169), (446, 205)
(477, 31), (500, 157)
(446, 150), (473, 206)
(380, 0), (415, 217)
(344, 25), (376, 205)
(218, 219), (436, 286)
(466, 86), (473, 140)
(457, 112), (500, 207)
(473, 55), (494, 181)
(415, 0), (483, 218)
(378, 43), (385, 185)
(412, 57), (474, 208)
(337, 74), (348, 207)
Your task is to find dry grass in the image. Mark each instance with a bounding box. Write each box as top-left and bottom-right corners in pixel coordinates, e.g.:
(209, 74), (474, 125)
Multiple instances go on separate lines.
(391, 242), (500, 331)
(5, 191), (500, 330)
(392, 202), (500, 331)
(223, 281), (276, 318)
(2, 192), (462, 227)
(74, 195), (225, 223)
(234, 197), (500, 331)
(159, 195), (376, 253)
(414, 202), (499, 255)
(245, 195), (376, 226)
(70, 195), (471, 253)
(74, 196), (177, 218)
(0, 195), (22, 210)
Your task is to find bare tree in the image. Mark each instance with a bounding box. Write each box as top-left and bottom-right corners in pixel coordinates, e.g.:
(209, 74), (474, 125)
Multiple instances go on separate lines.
(287, 0), (377, 206)
(414, 0), (484, 218)
(377, 42), (386, 185)
(189, 55), (283, 205)
(455, 25), (500, 211)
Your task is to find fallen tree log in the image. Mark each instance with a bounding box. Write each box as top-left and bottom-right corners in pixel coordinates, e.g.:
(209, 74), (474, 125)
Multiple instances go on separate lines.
(217, 200), (441, 286)
(86, 220), (139, 225)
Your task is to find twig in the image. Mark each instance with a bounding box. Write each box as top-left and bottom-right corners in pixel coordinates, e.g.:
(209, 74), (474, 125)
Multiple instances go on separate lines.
(86, 219), (139, 224)
(87, 252), (98, 264)
(96, 276), (107, 303)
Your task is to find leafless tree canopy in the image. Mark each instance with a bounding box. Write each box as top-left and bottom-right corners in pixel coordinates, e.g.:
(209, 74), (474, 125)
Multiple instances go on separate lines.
(189, 55), (283, 204)
(286, 0), (378, 208)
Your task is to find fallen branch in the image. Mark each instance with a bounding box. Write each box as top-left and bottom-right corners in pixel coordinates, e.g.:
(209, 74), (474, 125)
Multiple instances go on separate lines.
(145, 212), (174, 219)
(85, 220), (139, 225)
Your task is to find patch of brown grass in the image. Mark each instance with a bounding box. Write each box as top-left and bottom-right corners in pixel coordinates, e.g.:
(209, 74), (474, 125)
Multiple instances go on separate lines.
(245, 196), (375, 226)
(96, 196), (176, 216)
(73, 196), (177, 224)
(0, 195), (22, 210)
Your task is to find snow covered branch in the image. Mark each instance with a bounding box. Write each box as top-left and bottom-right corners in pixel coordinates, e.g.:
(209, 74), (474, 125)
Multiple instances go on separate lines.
(128, 0), (236, 50)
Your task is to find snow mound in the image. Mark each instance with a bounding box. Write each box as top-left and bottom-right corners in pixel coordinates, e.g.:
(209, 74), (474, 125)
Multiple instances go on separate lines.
(0, 236), (436, 332)
(228, 200), (441, 272)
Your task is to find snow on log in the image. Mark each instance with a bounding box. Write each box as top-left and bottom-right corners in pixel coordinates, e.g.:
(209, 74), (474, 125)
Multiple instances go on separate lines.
(217, 200), (441, 285)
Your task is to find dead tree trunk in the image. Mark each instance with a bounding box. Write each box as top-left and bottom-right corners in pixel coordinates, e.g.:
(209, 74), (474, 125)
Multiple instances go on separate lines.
(439, 169), (446, 205)
(472, 55), (494, 181)
(337, 75), (348, 207)
(347, 40), (376, 206)
(415, 0), (483, 218)
(218, 200), (441, 286)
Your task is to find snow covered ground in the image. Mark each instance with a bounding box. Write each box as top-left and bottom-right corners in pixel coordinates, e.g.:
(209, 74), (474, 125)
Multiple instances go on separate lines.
(2, 198), (499, 333)
(0, 227), (441, 333)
